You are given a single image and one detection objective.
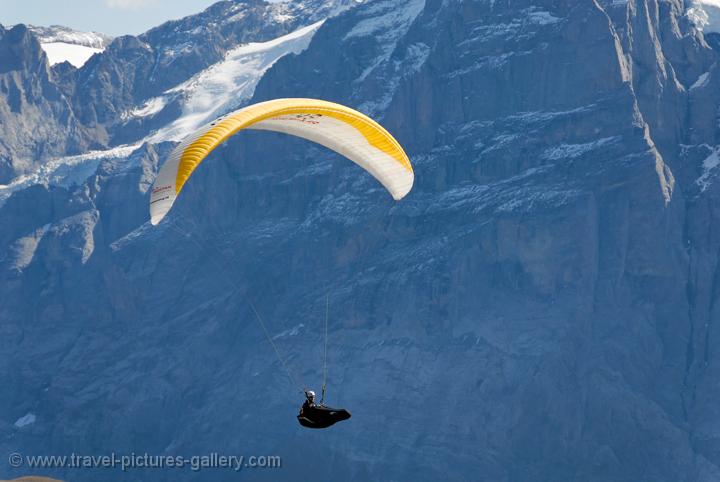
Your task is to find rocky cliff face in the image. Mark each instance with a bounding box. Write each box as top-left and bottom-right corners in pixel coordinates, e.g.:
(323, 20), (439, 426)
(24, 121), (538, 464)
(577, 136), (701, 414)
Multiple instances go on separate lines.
(0, 25), (92, 183)
(0, 0), (349, 182)
(1, 0), (720, 481)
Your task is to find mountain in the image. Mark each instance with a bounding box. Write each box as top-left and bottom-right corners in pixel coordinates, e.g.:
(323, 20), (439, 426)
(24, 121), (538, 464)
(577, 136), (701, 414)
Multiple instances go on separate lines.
(26, 25), (111, 50)
(1, 0), (720, 481)
(0, 0), (352, 183)
(26, 25), (112, 69)
(688, 0), (720, 33)
(0, 24), (93, 184)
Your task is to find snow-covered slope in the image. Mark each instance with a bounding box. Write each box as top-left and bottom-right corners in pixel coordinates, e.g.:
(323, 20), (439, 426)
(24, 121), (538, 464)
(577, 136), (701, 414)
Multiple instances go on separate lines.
(0, 17), (326, 204)
(147, 19), (324, 142)
(40, 42), (104, 67)
(27, 25), (112, 48)
(0, 12), (327, 201)
(26, 25), (112, 67)
(0, 143), (143, 206)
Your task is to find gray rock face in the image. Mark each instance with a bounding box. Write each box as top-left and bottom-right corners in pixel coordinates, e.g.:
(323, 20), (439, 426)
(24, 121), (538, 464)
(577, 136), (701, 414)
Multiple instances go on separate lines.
(0, 0), (349, 181)
(1, 0), (720, 481)
(0, 25), (90, 183)
(71, 0), (353, 140)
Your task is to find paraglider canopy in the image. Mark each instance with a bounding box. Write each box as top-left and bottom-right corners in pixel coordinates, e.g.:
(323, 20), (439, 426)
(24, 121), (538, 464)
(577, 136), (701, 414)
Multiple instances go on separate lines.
(149, 98), (414, 225)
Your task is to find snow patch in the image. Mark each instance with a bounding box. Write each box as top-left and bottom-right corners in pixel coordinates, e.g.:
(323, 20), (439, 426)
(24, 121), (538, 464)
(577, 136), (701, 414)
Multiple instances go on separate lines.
(402, 42), (431, 73)
(268, 1), (297, 23)
(688, 1), (720, 34)
(273, 323), (305, 339)
(691, 71), (711, 90)
(697, 146), (720, 191)
(28, 25), (111, 49)
(1, 21), (326, 200)
(149, 20), (324, 142)
(0, 143), (143, 207)
(496, 187), (581, 213)
(41, 42), (103, 68)
(482, 133), (522, 155)
(345, 0), (424, 40)
(526, 10), (561, 25)
(124, 96), (168, 120)
(349, 0), (427, 115)
(358, 41), (429, 114)
(541, 137), (620, 161)
(506, 104), (597, 124)
(14, 413), (36, 428)
(28, 25), (109, 67)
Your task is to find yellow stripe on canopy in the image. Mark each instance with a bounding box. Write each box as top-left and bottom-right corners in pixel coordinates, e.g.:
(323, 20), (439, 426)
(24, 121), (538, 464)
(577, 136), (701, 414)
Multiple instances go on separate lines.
(150, 98), (414, 225)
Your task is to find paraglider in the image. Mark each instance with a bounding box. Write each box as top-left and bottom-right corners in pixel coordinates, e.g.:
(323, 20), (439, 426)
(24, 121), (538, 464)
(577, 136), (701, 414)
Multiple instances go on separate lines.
(150, 97), (414, 225)
(149, 98), (414, 429)
(297, 390), (351, 429)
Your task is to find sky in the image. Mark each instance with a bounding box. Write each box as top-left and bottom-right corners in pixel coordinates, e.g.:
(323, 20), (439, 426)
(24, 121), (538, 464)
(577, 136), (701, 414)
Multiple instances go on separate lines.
(0, 0), (220, 36)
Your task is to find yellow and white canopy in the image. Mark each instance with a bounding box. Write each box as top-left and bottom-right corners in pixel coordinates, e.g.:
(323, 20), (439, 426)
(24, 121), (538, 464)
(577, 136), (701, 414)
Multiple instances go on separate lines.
(149, 98), (414, 225)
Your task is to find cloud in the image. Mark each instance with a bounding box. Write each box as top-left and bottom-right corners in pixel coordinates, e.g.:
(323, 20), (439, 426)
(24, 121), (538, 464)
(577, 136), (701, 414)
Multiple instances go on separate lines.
(104, 0), (158, 10)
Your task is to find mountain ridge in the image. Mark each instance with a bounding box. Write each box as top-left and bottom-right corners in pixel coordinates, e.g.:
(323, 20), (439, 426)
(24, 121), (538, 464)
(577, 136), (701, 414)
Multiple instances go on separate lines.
(1, 1), (720, 481)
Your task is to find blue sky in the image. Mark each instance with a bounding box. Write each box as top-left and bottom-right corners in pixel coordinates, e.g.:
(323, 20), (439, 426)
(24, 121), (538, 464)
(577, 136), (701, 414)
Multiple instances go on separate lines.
(0, 0), (219, 36)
